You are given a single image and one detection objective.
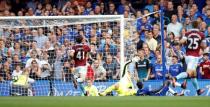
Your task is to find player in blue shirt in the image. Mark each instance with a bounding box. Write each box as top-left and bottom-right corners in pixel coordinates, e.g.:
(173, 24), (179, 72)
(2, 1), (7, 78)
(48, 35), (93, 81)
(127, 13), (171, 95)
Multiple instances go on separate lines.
(151, 55), (166, 80)
(168, 56), (183, 77)
(136, 80), (185, 96)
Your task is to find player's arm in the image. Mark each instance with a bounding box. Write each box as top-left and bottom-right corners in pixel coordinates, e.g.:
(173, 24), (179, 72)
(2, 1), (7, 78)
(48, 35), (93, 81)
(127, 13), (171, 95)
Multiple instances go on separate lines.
(179, 36), (187, 45)
(69, 49), (75, 57)
(200, 39), (206, 49)
(199, 66), (204, 75)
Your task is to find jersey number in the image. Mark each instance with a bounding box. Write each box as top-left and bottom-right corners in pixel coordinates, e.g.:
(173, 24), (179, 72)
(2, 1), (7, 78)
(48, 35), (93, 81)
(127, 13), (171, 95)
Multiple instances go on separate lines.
(76, 51), (85, 60)
(188, 38), (199, 50)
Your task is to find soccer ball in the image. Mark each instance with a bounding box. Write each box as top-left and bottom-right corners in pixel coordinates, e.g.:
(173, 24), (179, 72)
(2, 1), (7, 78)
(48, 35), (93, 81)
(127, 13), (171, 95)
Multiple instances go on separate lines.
(12, 76), (19, 82)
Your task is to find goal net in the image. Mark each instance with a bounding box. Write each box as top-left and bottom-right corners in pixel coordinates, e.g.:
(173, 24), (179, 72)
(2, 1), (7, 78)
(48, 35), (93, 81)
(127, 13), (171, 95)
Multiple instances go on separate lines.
(0, 15), (128, 96)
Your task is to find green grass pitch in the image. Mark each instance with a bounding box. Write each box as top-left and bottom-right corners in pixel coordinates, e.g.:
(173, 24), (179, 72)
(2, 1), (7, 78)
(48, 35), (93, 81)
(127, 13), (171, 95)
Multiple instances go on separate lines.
(0, 96), (209, 107)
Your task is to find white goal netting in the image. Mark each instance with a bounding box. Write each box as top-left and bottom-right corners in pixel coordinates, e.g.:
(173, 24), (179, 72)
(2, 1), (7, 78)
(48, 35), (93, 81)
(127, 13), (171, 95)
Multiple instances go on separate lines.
(0, 15), (131, 96)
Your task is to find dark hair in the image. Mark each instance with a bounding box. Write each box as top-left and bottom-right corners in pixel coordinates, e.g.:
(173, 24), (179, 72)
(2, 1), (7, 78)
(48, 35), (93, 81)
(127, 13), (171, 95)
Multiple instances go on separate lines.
(203, 53), (209, 56)
(31, 60), (37, 64)
(75, 35), (83, 43)
(172, 55), (178, 59)
(192, 21), (199, 29)
(136, 81), (143, 89)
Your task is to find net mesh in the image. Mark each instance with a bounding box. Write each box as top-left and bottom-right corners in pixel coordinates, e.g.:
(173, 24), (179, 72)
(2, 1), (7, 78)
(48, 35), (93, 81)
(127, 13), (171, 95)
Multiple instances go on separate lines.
(0, 16), (125, 96)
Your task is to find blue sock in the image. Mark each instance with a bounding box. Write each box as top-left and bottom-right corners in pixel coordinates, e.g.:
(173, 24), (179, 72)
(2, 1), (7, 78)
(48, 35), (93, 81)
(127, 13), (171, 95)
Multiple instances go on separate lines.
(191, 78), (199, 90)
(176, 72), (188, 80)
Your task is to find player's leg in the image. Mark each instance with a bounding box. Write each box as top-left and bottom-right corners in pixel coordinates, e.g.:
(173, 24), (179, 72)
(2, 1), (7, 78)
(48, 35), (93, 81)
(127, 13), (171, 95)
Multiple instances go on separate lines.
(74, 66), (88, 95)
(99, 83), (119, 96)
(174, 56), (204, 95)
(172, 79), (187, 89)
(172, 56), (191, 87)
(188, 57), (205, 95)
(70, 73), (78, 89)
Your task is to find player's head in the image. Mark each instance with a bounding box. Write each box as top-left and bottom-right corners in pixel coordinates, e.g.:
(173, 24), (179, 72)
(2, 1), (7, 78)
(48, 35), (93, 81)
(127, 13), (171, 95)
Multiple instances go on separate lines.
(137, 49), (144, 58)
(172, 56), (178, 64)
(192, 21), (199, 29)
(75, 35), (84, 43)
(203, 53), (209, 61)
(86, 78), (93, 87)
(136, 81), (144, 89)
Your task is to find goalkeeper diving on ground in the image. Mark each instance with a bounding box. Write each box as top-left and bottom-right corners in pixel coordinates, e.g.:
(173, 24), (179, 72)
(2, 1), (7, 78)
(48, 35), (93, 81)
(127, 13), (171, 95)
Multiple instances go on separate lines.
(98, 56), (187, 96)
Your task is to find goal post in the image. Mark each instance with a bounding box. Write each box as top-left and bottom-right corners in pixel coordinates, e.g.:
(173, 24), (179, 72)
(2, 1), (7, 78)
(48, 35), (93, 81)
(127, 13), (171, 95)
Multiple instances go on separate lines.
(0, 15), (126, 96)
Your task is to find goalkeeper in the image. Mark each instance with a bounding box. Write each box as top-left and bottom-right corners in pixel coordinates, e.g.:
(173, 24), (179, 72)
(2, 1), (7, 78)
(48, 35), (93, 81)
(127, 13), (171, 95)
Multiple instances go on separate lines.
(99, 56), (140, 96)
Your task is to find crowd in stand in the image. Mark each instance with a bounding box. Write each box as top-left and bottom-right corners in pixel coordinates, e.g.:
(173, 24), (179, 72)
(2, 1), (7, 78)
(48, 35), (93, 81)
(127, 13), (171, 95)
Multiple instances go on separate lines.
(0, 0), (209, 82)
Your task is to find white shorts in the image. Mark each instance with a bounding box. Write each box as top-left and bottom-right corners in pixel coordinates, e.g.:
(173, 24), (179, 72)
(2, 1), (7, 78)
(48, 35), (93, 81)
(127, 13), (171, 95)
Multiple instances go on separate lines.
(185, 56), (200, 71)
(74, 66), (87, 82)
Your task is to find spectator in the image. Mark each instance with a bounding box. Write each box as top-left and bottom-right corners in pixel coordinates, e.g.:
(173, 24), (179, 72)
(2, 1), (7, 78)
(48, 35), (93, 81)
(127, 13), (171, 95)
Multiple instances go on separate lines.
(167, 32), (176, 46)
(167, 14), (183, 37)
(145, 30), (158, 52)
(34, 3), (43, 16)
(0, 61), (11, 81)
(27, 41), (42, 57)
(84, 1), (92, 15)
(205, 9), (210, 25)
(34, 28), (49, 49)
(103, 54), (120, 80)
(92, 59), (106, 81)
(9, 42), (21, 56)
(133, 31), (144, 50)
(40, 61), (51, 79)
(199, 53), (210, 79)
(183, 16), (193, 31)
(177, 5), (186, 23)
(25, 49), (41, 68)
(99, 34), (117, 56)
(144, 46), (155, 63)
(117, 0), (127, 14)
(107, 2), (118, 15)
(23, 28), (33, 45)
(28, 60), (42, 79)
(189, 8), (198, 21)
(152, 24), (161, 44)
(53, 49), (64, 80)
(94, 5), (101, 15)
(164, 1), (177, 20)
(12, 64), (23, 78)
(99, 2), (106, 15)
(199, 21), (207, 33)
(11, 54), (24, 70)
(0, 39), (5, 56)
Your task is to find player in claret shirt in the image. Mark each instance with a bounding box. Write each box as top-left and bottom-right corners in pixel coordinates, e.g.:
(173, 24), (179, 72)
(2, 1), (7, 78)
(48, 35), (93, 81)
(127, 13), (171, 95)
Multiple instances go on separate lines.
(71, 35), (91, 95)
(172, 21), (206, 95)
(199, 53), (210, 79)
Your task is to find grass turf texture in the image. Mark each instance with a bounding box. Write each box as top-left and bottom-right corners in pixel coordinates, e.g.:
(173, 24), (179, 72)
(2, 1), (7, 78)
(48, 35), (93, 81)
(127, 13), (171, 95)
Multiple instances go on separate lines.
(0, 96), (209, 107)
